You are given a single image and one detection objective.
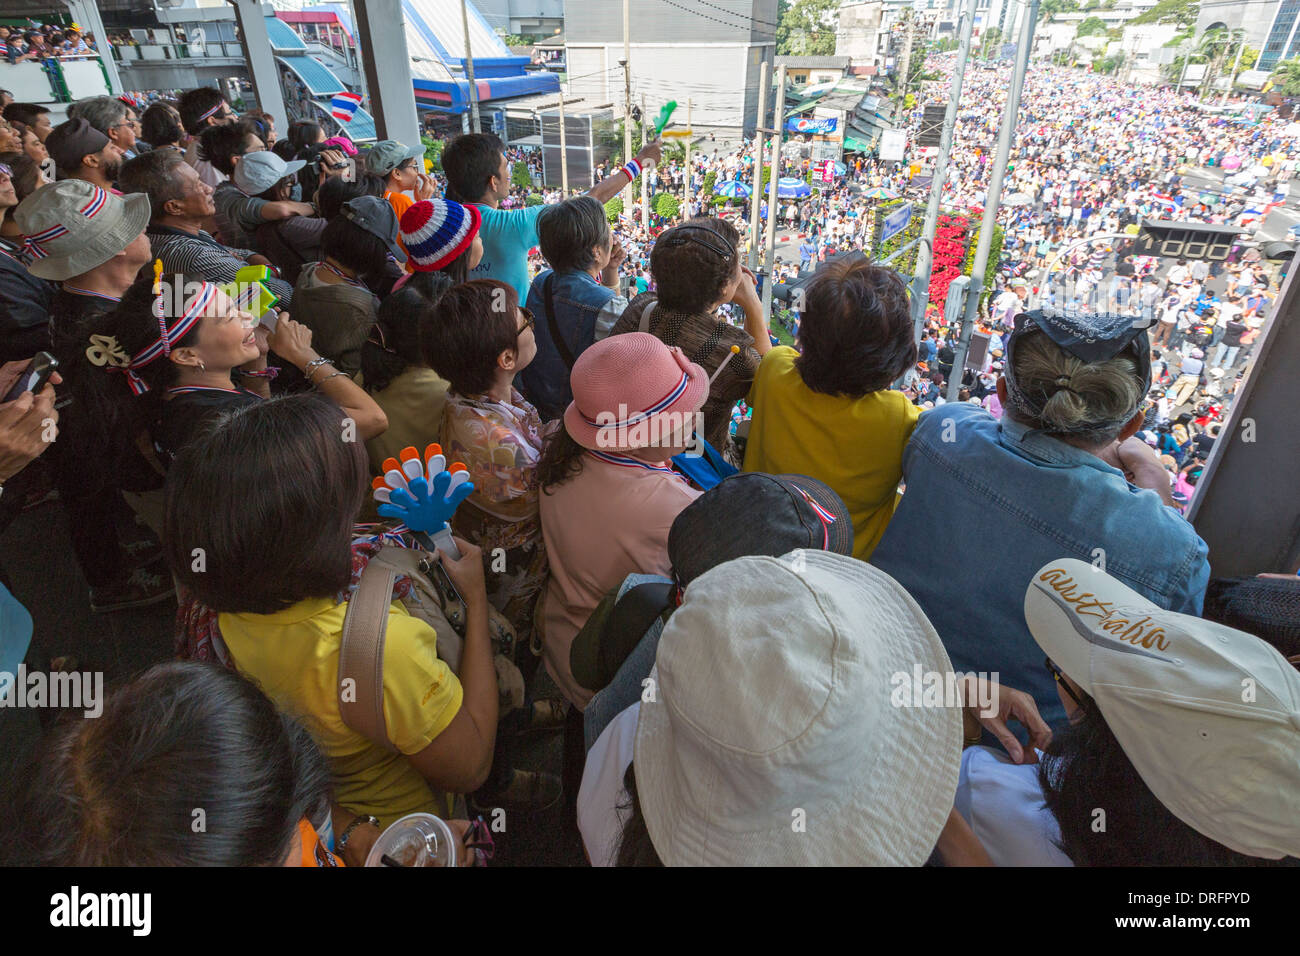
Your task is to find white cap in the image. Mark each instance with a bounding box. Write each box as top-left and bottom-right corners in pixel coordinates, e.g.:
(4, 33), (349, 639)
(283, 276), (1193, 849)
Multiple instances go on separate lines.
(634, 551), (962, 866)
(1024, 559), (1300, 859)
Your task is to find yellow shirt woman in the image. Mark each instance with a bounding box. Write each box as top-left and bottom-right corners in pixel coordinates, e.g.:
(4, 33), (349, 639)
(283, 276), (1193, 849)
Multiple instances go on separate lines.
(220, 596), (462, 829)
(743, 346), (920, 560)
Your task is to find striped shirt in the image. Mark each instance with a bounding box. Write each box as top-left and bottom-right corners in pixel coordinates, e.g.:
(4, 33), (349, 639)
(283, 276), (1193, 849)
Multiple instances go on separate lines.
(146, 226), (293, 307)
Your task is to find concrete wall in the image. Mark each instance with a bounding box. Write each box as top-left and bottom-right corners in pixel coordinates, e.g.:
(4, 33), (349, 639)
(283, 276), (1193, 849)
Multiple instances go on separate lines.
(1198, 0), (1277, 49)
(837, 1), (886, 69)
(565, 41), (771, 132)
(564, 0), (777, 44)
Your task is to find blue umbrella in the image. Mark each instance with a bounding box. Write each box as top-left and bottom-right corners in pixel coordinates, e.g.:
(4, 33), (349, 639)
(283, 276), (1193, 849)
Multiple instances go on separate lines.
(777, 177), (812, 198)
(834, 161), (847, 175)
(714, 180), (752, 199)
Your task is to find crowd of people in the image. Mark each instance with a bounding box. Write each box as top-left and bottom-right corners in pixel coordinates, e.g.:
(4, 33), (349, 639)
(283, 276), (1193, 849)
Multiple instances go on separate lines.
(0, 22), (98, 65)
(0, 66), (1296, 869)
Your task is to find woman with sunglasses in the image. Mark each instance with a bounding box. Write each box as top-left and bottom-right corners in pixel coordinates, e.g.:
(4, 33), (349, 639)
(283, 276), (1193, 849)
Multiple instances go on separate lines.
(420, 278), (563, 811)
(421, 279), (548, 652)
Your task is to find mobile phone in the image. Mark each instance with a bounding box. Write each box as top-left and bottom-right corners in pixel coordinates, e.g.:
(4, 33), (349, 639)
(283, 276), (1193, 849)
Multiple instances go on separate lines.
(3, 352), (58, 403)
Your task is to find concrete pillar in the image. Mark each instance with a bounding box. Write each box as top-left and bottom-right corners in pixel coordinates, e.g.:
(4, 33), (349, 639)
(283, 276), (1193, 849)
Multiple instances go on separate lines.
(229, 0), (289, 133)
(352, 0), (422, 148)
(67, 0), (123, 95)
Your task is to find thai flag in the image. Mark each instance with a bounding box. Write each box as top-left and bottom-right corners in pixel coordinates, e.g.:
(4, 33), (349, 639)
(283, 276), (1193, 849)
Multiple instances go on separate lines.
(331, 91), (363, 123)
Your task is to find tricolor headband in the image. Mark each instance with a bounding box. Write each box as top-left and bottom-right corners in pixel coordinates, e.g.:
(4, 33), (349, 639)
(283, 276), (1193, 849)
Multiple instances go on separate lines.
(115, 282), (218, 395)
(23, 187), (107, 260)
(198, 102), (225, 122)
(579, 370), (690, 429)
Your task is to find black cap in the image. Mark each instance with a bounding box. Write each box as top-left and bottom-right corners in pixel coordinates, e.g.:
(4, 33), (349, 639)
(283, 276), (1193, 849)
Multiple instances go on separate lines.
(667, 472), (853, 589)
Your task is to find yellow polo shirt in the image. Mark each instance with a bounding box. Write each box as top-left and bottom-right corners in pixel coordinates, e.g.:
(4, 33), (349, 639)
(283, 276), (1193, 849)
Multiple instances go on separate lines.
(743, 346), (921, 561)
(220, 596), (462, 828)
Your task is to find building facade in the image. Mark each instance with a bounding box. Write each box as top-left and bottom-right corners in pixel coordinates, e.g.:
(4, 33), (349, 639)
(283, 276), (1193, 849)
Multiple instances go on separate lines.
(563, 0), (777, 132)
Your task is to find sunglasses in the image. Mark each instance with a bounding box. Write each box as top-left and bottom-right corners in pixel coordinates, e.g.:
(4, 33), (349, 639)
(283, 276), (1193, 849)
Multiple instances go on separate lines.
(1044, 657), (1087, 711)
(0, 164), (11, 180)
(516, 307), (535, 340)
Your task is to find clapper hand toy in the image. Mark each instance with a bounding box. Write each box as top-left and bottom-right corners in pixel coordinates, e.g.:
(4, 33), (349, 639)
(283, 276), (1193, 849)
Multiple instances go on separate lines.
(653, 101), (678, 138)
(372, 444), (474, 559)
(222, 265), (279, 325)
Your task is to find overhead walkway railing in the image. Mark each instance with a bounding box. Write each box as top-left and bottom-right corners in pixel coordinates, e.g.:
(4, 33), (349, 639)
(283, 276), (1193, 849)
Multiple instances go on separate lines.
(0, 57), (111, 104)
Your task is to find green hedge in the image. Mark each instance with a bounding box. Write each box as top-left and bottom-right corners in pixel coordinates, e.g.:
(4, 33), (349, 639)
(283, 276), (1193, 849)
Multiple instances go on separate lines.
(525, 192), (543, 206)
(511, 160), (532, 189)
(604, 196), (623, 223)
(653, 192), (680, 219)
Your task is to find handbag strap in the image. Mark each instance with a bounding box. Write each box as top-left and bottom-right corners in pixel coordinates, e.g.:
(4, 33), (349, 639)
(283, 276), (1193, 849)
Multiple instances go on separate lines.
(543, 274), (577, 370)
(338, 545), (431, 753)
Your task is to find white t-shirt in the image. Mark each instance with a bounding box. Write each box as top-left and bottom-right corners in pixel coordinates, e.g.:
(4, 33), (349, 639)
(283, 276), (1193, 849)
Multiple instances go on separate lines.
(953, 746), (1073, 867)
(577, 702), (640, 867)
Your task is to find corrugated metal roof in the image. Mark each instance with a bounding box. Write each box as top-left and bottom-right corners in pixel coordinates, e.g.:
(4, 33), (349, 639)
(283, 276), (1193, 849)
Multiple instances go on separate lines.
(265, 16), (307, 52)
(775, 55), (850, 69)
(277, 55), (347, 96)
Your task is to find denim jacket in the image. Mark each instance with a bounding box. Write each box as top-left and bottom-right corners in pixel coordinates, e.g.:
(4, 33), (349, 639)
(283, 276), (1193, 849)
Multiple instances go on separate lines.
(521, 268), (624, 421)
(871, 403), (1210, 727)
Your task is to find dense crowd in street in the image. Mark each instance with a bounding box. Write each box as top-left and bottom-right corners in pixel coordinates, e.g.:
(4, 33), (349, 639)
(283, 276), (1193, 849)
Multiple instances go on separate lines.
(0, 52), (1295, 871)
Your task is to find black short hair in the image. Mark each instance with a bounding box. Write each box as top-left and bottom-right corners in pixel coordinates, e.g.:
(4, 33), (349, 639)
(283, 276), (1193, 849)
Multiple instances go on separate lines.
(320, 215), (391, 281)
(441, 132), (505, 203)
(362, 273), (451, 393)
(2, 102), (49, 127)
(538, 196), (609, 273)
(422, 278), (519, 396)
(0, 661), (332, 866)
(650, 217), (740, 313)
(287, 120), (323, 153)
(795, 258), (917, 397)
(177, 87), (227, 135)
(163, 393), (367, 613)
(1039, 698), (1296, 866)
(317, 173), (384, 221)
(119, 148), (190, 220)
(140, 101), (183, 148)
(198, 119), (256, 177)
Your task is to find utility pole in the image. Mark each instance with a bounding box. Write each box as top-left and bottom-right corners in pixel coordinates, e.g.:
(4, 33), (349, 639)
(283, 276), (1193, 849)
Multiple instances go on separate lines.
(640, 93), (651, 230)
(760, 64), (787, 319)
(911, 0), (979, 343)
(748, 59), (770, 271)
(949, 0), (1039, 402)
(1220, 31), (1245, 107)
(684, 97), (693, 214)
(557, 94), (569, 195)
(460, 0), (480, 133)
(896, 9), (916, 112)
(622, 0), (633, 222)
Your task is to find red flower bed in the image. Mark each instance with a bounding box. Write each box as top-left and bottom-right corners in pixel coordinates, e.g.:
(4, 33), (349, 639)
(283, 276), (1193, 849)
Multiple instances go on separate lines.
(928, 214), (973, 306)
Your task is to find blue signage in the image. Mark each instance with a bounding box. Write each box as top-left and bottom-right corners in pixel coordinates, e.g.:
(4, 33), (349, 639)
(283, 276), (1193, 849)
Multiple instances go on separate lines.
(786, 117), (838, 134)
(881, 202), (914, 243)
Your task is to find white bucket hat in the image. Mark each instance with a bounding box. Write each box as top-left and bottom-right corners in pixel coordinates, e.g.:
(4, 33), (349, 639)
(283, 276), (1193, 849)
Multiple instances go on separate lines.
(634, 550), (962, 866)
(13, 179), (150, 281)
(1025, 558), (1300, 860)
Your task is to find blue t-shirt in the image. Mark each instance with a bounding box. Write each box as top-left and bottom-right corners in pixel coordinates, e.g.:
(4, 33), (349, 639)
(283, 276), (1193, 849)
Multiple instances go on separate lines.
(470, 203), (546, 303)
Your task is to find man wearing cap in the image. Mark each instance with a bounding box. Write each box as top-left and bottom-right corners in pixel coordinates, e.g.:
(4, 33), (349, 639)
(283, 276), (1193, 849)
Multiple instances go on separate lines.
(119, 148), (294, 306)
(45, 118), (125, 194)
(10, 180), (172, 614)
(0, 160), (54, 364)
(442, 132), (663, 303)
(872, 308), (1210, 727)
(364, 140), (436, 226)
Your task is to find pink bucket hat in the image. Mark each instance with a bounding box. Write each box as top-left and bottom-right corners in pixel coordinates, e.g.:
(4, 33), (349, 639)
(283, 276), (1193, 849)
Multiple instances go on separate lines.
(564, 332), (709, 451)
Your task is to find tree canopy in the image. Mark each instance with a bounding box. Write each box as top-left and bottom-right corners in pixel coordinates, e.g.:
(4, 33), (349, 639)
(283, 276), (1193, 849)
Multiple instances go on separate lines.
(776, 0), (840, 56)
(1130, 0), (1199, 29)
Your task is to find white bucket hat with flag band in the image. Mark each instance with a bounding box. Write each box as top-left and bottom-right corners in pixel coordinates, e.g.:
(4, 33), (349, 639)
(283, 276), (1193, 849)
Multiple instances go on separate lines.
(634, 550), (962, 866)
(1025, 558), (1300, 860)
(12, 179), (150, 281)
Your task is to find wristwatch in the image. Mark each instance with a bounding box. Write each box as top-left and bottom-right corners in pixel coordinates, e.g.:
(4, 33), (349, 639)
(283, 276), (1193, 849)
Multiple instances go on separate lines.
(337, 814), (380, 853)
